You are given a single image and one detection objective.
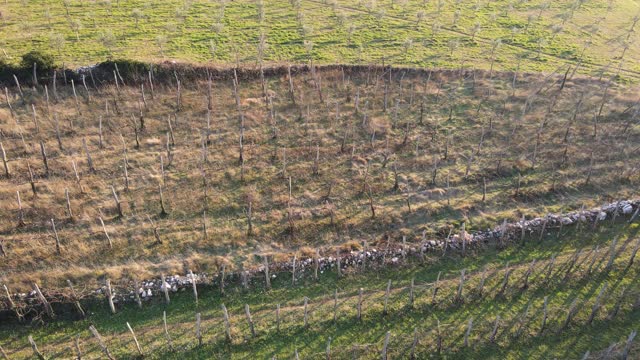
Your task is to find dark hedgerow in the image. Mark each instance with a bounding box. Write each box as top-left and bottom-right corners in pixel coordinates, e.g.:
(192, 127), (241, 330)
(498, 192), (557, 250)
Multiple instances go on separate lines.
(97, 59), (151, 83)
(0, 50), (58, 86)
(21, 51), (57, 75)
(0, 59), (18, 84)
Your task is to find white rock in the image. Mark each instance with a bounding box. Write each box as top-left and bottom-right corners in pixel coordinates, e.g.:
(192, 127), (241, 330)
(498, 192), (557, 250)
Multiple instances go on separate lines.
(623, 204), (633, 214)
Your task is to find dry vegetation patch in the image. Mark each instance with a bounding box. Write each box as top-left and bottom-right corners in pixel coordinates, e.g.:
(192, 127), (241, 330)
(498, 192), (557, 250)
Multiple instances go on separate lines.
(0, 65), (638, 290)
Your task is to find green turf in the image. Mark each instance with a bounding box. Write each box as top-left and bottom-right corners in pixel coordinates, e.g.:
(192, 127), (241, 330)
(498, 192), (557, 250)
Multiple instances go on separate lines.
(1, 222), (638, 359)
(1, 0), (640, 77)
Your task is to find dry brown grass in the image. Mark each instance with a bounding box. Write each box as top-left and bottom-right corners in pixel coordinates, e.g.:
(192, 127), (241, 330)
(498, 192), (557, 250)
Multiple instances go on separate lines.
(0, 66), (638, 290)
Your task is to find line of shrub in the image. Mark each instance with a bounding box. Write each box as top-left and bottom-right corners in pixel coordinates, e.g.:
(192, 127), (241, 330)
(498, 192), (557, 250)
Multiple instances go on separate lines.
(0, 51), (153, 87)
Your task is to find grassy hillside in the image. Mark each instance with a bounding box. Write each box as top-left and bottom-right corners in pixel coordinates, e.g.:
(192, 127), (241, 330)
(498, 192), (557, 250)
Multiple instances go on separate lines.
(2, 1), (640, 357)
(0, 66), (638, 290)
(1, 0), (640, 76)
(1, 223), (639, 359)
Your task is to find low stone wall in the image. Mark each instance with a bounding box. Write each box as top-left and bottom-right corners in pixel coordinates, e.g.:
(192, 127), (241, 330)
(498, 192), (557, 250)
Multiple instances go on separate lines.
(1, 199), (638, 318)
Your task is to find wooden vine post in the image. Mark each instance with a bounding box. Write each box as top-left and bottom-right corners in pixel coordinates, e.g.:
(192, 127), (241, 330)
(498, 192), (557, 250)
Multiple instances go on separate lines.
(89, 325), (115, 360)
(126, 322), (143, 356)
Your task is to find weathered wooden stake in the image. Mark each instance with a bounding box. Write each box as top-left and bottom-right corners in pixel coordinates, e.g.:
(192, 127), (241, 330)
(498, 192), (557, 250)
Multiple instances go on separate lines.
(333, 289), (338, 322)
(563, 249), (582, 282)
(383, 280), (391, 315)
(435, 317), (443, 354)
(105, 279), (116, 314)
(111, 186), (123, 217)
(98, 117), (104, 149)
(357, 288), (363, 321)
(196, 313), (203, 346)
(498, 263), (512, 296)
(477, 266), (487, 296)
(489, 315), (500, 343)
(148, 71), (155, 99)
(126, 322), (143, 356)
(314, 249), (320, 281)
(27, 162), (36, 195)
(303, 297), (309, 327)
(89, 325), (115, 360)
(71, 80), (80, 113)
(559, 297), (579, 333)
(28, 336), (45, 360)
(408, 278), (415, 308)
(222, 304), (232, 342)
(163, 311), (173, 349)
(410, 327), (419, 359)
(326, 337), (332, 360)
(16, 191), (25, 228)
(161, 274), (170, 305)
(522, 259), (536, 289)
(64, 188), (73, 220)
(40, 141), (49, 176)
(133, 279), (142, 309)
(587, 245), (600, 275)
(263, 256), (271, 289)
(432, 271), (441, 303)
(629, 207), (640, 224)
(98, 217), (113, 249)
(82, 139), (95, 173)
(246, 201), (252, 236)
(628, 239), (640, 268)
(456, 269), (465, 302)
(3, 284), (23, 321)
(0, 142), (9, 178)
(219, 264), (226, 295)
(158, 185), (167, 216)
(515, 303), (531, 338)
(464, 317), (473, 347)
(587, 282), (608, 324)
(292, 255), (297, 286)
(539, 296), (548, 335)
(32, 283), (54, 318)
(608, 287), (626, 320)
(12, 75), (24, 103)
(51, 219), (61, 254)
(73, 336), (82, 360)
(545, 254), (557, 282)
(244, 304), (256, 337)
(539, 216), (548, 241)
(189, 270), (198, 305)
(66, 280), (85, 318)
(71, 160), (81, 192)
(606, 238), (618, 271)
(3, 87), (15, 119)
(482, 177), (487, 202)
(460, 222), (467, 257)
(622, 330), (637, 360)
(0, 344), (9, 359)
(381, 331), (391, 360)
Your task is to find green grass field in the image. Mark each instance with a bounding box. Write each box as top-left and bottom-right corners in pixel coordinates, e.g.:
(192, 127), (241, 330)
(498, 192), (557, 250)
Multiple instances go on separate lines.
(1, 223), (639, 359)
(1, 0), (640, 76)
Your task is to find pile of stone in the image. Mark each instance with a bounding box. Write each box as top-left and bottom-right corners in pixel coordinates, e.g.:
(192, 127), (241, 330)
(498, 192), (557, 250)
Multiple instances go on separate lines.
(2, 199), (638, 310)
